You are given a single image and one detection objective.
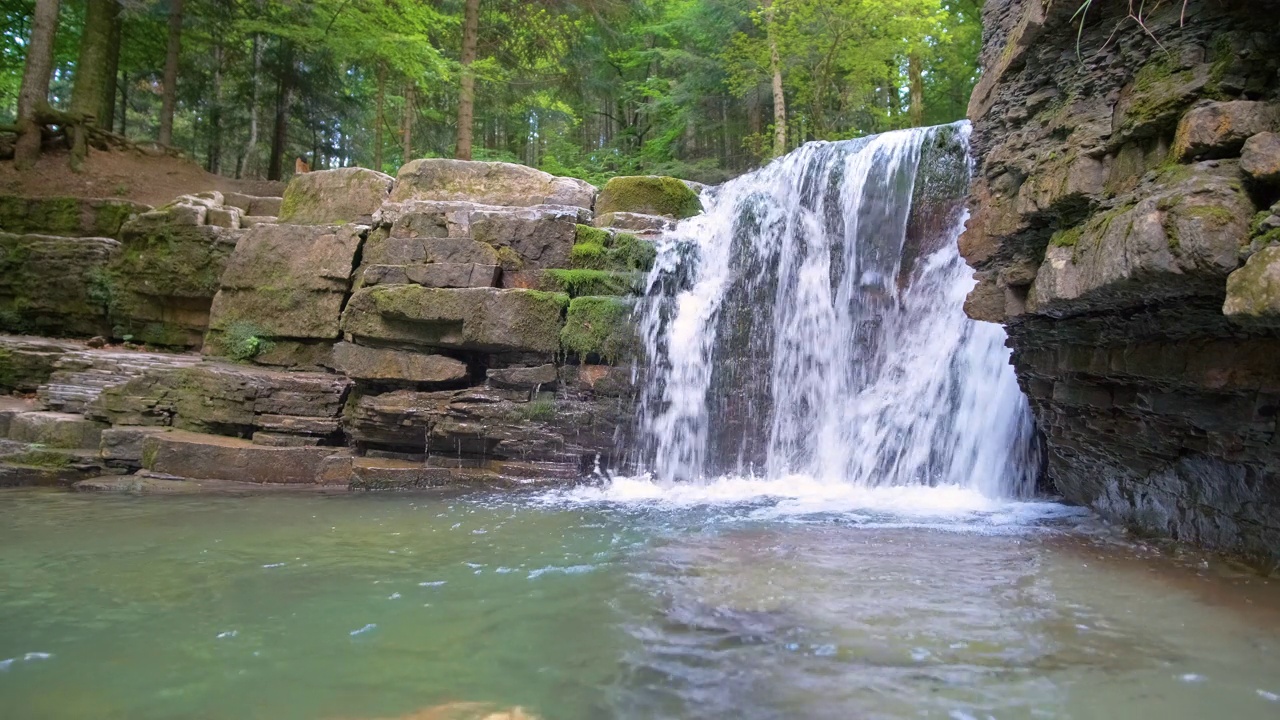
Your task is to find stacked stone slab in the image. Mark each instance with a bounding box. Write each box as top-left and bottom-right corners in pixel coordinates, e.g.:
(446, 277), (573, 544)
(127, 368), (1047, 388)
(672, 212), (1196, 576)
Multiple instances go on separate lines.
(962, 0), (1280, 562)
(0, 163), (703, 491)
(0, 191), (286, 348)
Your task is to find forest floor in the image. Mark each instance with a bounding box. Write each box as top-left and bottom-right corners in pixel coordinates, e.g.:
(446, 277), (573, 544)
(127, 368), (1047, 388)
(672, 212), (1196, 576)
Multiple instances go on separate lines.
(0, 147), (285, 207)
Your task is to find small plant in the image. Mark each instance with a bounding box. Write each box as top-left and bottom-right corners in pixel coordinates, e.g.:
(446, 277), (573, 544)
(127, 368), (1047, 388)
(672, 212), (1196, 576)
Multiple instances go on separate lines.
(222, 320), (273, 361)
(518, 398), (557, 422)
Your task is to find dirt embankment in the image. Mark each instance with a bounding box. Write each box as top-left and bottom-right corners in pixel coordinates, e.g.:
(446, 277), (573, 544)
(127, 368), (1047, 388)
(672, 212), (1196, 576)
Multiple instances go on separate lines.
(0, 147), (285, 207)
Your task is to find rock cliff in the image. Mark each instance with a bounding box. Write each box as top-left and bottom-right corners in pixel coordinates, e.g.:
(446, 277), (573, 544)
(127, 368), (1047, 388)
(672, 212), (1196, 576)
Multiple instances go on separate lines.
(0, 165), (700, 489)
(963, 0), (1280, 562)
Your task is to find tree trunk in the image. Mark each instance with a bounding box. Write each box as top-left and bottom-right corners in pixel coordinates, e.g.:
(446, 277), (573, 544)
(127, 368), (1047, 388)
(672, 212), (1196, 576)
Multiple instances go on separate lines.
(374, 63), (385, 171)
(119, 69), (128, 136)
(455, 0), (480, 160)
(908, 52), (924, 127)
(158, 0), (184, 146)
(208, 42), (223, 173)
(14, 0), (61, 170)
(239, 34), (262, 178)
(764, 0), (786, 158)
(99, 1), (123, 134)
(267, 42), (292, 181)
(68, 0), (116, 171)
(401, 84), (414, 163)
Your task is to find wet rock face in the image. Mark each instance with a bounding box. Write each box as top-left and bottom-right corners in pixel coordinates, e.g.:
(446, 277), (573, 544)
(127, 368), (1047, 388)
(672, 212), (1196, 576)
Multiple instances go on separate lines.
(965, 0), (1280, 561)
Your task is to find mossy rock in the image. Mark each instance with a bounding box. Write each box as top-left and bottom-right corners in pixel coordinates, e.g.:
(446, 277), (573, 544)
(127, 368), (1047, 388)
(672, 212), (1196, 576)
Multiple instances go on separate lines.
(279, 168), (394, 225)
(569, 224), (656, 272)
(0, 232), (119, 337)
(560, 295), (638, 364)
(0, 196), (149, 238)
(596, 176), (702, 219)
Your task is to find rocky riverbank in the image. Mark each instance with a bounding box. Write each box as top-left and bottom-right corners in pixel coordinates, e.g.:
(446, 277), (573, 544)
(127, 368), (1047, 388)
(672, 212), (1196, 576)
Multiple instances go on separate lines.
(962, 0), (1280, 564)
(0, 162), (702, 490)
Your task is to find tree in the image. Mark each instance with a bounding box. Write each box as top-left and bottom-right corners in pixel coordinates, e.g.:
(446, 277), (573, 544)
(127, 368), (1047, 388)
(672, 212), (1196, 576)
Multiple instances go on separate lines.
(764, 0), (785, 157)
(158, 0), (184, 146)
(13, 0), (60, 170)
(456, 0), (480, 160)
(69, 0), (119, 170)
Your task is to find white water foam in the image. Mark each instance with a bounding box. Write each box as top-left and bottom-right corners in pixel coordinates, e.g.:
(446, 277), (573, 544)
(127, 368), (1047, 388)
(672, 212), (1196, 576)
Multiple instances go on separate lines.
(618, 122), (1041, 516)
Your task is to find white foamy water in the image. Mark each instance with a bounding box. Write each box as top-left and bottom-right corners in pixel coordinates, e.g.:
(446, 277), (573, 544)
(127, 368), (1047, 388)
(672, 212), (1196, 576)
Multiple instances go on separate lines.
(612, 122), (1039, 511)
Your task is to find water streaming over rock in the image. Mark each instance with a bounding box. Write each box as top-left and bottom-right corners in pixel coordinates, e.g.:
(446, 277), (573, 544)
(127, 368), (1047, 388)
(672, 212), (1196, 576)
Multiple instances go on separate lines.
(632, 122), (1039, 497)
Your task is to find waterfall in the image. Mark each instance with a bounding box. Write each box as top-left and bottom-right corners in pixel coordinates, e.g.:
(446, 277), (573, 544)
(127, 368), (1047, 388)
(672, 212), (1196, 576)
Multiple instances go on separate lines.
(632, 122), (1040, 499)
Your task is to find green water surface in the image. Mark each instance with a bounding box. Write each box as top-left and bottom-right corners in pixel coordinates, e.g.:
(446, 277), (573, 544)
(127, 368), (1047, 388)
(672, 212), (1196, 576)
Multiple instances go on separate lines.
(0, 488), (1278, 720)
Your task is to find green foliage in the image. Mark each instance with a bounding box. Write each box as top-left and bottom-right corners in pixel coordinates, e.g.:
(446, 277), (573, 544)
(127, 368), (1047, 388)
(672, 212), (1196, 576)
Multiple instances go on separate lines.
(3, 0), (983, 179)
(221, 321), (274, 362)
(517, 398), (557, 422)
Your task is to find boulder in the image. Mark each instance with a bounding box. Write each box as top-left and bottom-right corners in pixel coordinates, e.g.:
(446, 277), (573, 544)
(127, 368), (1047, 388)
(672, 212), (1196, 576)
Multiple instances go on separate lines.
(560, 296), (639, 364)
(330, 342), (469, 384)
(1224, 246), (1280, 324)
(0, 196), (149, 237)
(1027, 163), (1253, 318)
(206, 224), (364, 358)
(371, 201), (585, 270)
(595, 176), (702, 219)
(278, 167), (394, 225)
(223, 192), (283, 217)
(141, 430), (343, 483)
(1172, 101), (1279, 161)
(342, 286), (568, 356)
(390, 159), (595, 210)
(1241, 132), (1280, 185)
(104, 220), (240, 346)
(206, 206), (241, 229)
(0, 233), (119, 337)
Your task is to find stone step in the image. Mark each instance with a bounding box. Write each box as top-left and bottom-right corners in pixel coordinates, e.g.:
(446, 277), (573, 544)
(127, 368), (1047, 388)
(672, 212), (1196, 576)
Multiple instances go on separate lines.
(0, 439), (105, 487)
(6, 412), (108, 449)
(141, 429), (350, 484)
(0, 335), (86, 393)
(38, 349), (201, 413)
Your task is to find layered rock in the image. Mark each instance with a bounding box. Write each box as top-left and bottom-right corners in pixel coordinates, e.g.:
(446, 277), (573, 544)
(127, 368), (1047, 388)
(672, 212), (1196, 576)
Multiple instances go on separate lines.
(0, 160), (674, 489)
(964, 0), (1280, 561)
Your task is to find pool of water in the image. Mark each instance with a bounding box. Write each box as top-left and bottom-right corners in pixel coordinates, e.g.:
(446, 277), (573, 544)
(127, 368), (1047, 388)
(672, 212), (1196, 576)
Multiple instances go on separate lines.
(1, 482), (1278, 720)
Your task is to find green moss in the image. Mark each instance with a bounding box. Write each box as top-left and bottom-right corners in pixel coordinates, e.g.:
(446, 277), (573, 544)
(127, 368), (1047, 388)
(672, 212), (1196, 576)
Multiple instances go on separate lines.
(1184, 204), (1237, 227)
(542, 269), (643, 297)
(560, 295), (637, 364)
(496, 246), (525, 271)
(7, 448), (73, 469)
(569, 224), (656, 272)
(596, 176), (702, 219)
(1051, 225), (1083, 248)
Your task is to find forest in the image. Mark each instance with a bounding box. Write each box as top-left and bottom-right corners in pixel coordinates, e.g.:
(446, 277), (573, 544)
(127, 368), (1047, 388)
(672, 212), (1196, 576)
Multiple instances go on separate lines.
(1, 0), (982, 184)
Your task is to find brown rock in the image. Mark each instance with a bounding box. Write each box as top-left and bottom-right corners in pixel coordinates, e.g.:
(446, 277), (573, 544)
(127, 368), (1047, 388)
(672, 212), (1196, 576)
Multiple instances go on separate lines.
(331, 342), (469, 384)
(390, 159), (595, 210)
(141, 429), (342, 483)
(279, 167), (393, 225)
(1241, 132), (1280, 184)
(1172, 101), (1279, 161)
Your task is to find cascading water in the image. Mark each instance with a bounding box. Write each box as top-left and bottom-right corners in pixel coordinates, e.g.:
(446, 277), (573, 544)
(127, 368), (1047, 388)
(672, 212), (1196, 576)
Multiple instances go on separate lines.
(630, 122), (1040, 499)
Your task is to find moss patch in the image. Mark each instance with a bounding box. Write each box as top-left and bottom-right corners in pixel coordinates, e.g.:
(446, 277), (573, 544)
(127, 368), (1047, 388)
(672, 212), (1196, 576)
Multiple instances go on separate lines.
(596, 176), (702, 219)
(560, 295), (638, 364)
(569, 224), (656, 272)
(542, 269), (644, 297)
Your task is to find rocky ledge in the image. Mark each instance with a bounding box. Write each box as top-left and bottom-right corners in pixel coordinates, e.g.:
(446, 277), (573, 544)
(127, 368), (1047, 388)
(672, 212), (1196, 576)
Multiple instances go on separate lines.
(964, 0), (1280, 563)
(0, 167), (703, 490)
